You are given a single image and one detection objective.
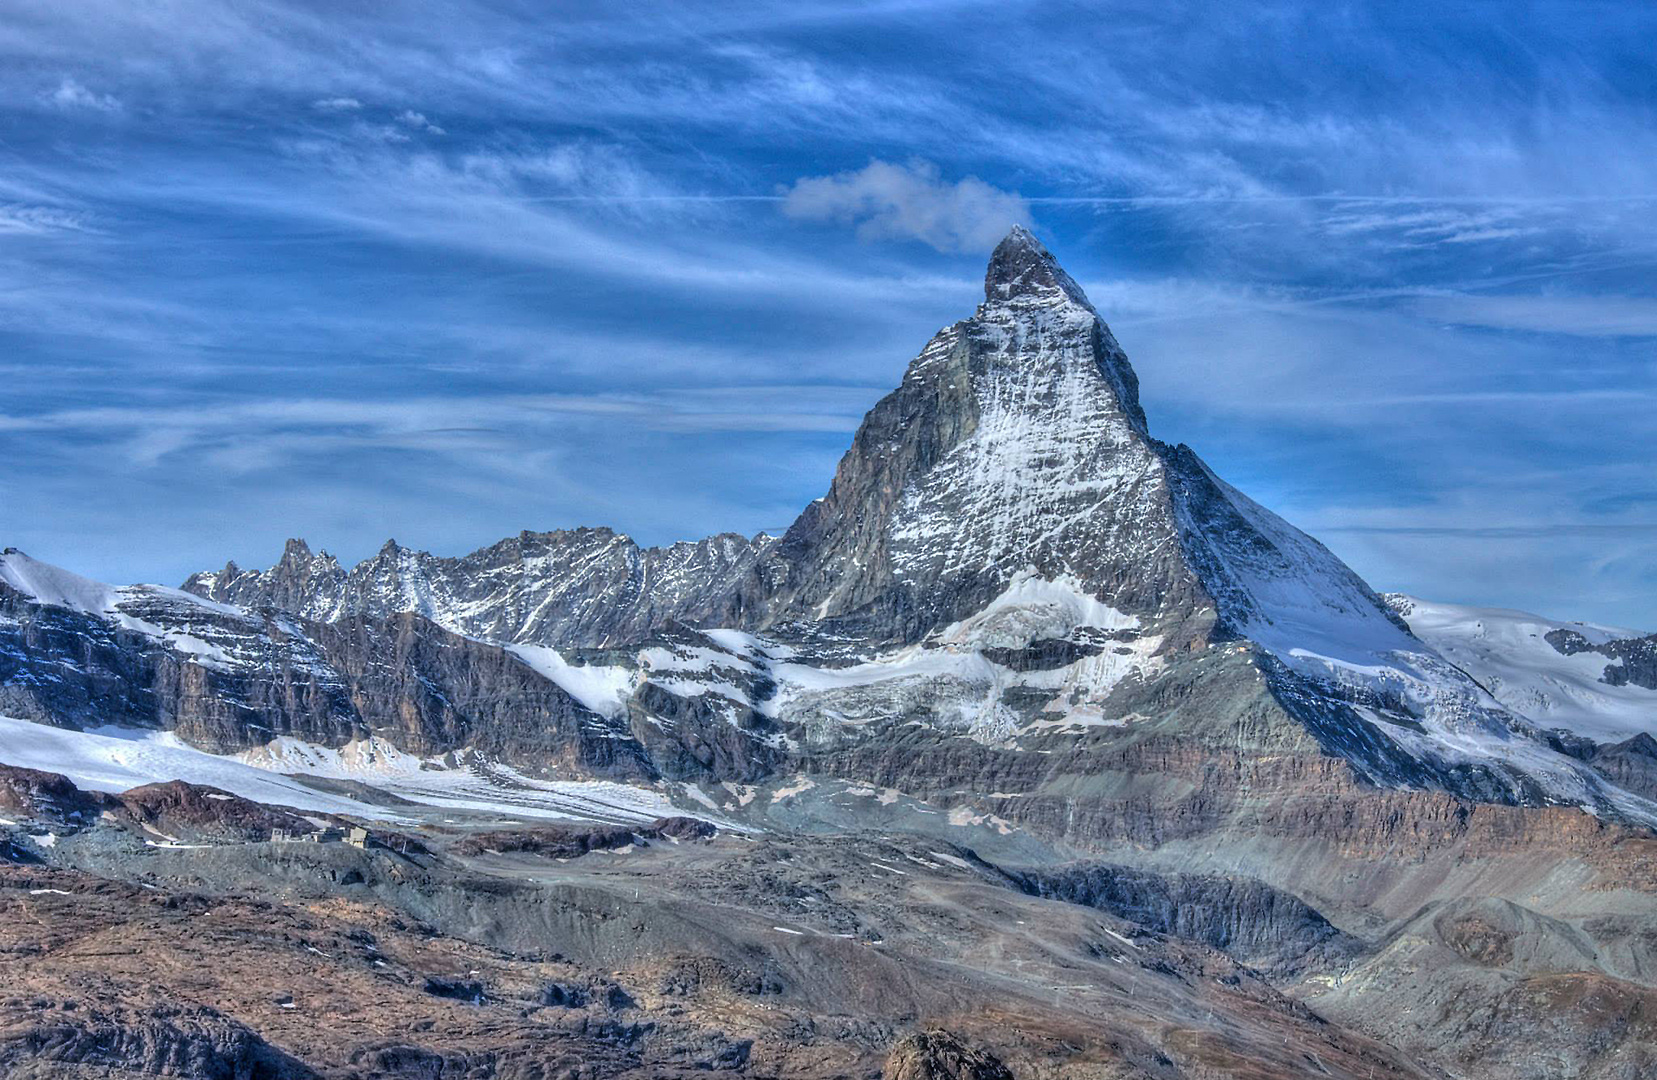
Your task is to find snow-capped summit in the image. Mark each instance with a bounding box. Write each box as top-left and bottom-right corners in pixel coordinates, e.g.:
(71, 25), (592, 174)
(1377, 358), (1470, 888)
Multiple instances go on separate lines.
(983, 224), (1095, 308)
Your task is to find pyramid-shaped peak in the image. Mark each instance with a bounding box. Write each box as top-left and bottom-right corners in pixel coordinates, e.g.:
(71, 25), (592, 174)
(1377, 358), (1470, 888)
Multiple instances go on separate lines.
(984, 225), (1093, 308)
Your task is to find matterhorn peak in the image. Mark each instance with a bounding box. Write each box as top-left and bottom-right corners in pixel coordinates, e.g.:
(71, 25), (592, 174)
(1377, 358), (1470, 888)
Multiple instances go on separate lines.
(983, 224), (1093, 308)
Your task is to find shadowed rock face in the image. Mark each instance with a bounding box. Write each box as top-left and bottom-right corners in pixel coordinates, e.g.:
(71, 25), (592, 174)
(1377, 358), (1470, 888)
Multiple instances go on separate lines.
(451, 816), (715, 859)
(1008, 862), (1365, 979)
(1589, 733), (1657, 801)
(0, 1004), (318, 1080)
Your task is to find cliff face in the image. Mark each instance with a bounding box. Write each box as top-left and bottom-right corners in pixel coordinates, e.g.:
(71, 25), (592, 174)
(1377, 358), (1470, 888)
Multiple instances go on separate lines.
(0, 560), (663, 780)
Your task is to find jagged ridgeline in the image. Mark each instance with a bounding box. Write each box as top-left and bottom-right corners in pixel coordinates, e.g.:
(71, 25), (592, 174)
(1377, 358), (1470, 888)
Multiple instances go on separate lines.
(4, 227), (1654, 837)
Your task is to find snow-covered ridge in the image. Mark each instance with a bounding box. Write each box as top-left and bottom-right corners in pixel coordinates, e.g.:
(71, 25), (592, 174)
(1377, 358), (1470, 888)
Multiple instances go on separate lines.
(181, 529), (778, 649)
(1388, 595), (1657, 745)
(2, 548), (262, 671)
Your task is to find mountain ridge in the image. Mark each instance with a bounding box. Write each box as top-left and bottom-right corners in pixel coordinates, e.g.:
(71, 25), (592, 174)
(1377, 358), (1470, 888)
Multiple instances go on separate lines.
(6, 227), (1651, 828)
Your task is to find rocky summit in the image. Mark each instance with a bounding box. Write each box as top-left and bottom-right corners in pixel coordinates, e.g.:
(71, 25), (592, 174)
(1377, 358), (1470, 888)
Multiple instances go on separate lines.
(4, 228), (1657, 1079)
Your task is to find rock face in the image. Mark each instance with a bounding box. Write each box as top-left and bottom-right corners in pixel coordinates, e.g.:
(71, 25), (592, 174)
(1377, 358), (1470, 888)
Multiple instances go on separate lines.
(0, 553), (659, 777)
(0, 1004), (316, 1080)
(1009, 862), (1365, 979)
(883, 1030), (1015, 1080)
(0, 764), (116, 826)
(451, 816), (714, 859)
(117, 780), (313, 844)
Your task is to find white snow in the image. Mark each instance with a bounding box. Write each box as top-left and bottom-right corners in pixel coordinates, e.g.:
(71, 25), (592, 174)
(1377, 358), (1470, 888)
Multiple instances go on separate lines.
(769, 645), (995, 696)
(506, 645), (634, 719)
(0, 716), (393, 818)
(0, 717), (697, 826)
(937, 570), (1138, 648)
(1393, 596), (1656, 744)
(234, 735), (685, 824)
(1102, 927), (1138, 949)
(1, 551), (118, 613)
(0, 550), (255, 670)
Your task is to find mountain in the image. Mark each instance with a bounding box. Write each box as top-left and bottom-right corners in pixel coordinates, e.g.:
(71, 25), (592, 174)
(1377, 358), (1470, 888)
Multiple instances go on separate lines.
(7, 228), (1657, 1080)
(164, 226), (1646, 822)
(185, 529), (778, 649)
(0, 547), (653, 775)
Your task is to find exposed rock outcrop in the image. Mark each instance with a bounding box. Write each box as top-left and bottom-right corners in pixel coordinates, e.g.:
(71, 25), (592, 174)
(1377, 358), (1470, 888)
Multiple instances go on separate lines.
(0, 1004), (316, 1080)
(883, 1030), (1014, 1080)
(1009, 862), (1365, 978)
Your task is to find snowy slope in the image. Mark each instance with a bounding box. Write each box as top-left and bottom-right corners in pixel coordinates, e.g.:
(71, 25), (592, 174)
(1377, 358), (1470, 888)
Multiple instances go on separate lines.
(1, 548), (258, 669)
(0, 714), (689, 825)
(0, 714), (391, 818)
(1388, 595), (1657, 744)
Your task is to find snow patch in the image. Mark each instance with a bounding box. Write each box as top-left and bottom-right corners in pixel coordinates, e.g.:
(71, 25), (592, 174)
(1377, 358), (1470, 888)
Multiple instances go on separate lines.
(1393, 595), (1657, 745)
(507, 645), (633, 719)
(937, 569), (1137, 648)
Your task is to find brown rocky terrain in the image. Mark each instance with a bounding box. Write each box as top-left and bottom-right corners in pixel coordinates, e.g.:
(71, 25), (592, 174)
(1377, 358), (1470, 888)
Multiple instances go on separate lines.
(0, 826), (1430, 1080)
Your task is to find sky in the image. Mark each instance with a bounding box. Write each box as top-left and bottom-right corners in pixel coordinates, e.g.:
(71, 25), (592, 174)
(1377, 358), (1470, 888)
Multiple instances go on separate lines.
(1, 0), (1654, 628)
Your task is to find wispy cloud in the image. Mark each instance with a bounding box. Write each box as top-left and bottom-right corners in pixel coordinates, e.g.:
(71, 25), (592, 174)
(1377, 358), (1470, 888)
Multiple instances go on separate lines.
(396, 109), (445, 135)
(781, 159), (1030, 252)
(1410, 294), (1657, 337)
(0, 203), (90, 234)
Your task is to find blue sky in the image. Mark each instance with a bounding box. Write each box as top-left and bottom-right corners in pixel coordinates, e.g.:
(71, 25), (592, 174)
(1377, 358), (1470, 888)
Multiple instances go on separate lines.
(1, 1), (1654, 627)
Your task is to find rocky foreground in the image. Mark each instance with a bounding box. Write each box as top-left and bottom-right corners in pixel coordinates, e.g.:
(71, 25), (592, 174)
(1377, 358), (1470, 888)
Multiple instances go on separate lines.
(4, 761), (1656, 1079)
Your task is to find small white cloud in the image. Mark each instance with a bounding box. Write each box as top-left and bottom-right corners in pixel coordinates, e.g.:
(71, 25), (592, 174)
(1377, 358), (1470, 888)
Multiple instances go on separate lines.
(45, 77), (120, 113)
(312, 97), (363, 112)
(780, 159), (1029, 253)
(396, 110), (446, 135)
